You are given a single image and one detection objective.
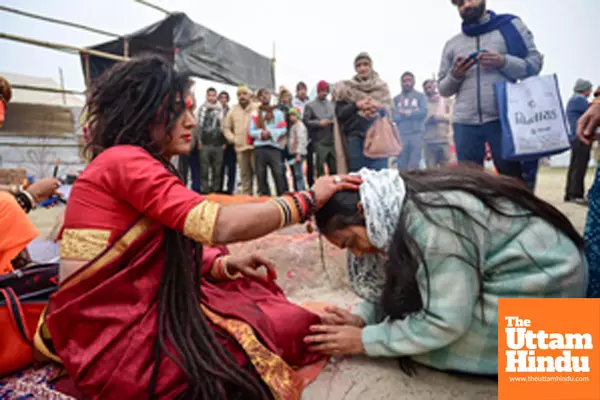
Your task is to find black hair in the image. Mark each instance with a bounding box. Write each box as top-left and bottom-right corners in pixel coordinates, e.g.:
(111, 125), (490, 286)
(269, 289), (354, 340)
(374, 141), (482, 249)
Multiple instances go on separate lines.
(257, 88), (270, 97)
(84, 55), (271, 400)
(207, 87), (217, 94)
(422, 79), (434, 89)
(315, 166), (583, 375)
(296, 81), (307, 91)
(218, 91), (230, 100)
(401, 71), (415, 80)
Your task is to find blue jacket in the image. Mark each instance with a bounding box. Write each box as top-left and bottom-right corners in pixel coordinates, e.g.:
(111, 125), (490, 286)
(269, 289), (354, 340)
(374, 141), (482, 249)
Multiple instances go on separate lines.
(249, 108), (287, 149)
(566, 94), (589, 142)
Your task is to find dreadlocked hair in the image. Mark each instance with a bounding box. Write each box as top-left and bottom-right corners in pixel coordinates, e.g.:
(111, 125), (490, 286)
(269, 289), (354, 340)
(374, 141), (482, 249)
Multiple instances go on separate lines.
(85, 55), (272, 399)
(316, 165), (583, 376)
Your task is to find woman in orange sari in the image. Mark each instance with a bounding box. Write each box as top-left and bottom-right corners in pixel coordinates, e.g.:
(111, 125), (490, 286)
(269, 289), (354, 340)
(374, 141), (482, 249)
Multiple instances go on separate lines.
(34, 56), (360, 400)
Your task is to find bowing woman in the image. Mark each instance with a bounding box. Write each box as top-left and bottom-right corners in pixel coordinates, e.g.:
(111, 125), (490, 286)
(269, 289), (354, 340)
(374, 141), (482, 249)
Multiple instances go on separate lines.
(33, 55), (360, 400)
(307, 167), (587, 375)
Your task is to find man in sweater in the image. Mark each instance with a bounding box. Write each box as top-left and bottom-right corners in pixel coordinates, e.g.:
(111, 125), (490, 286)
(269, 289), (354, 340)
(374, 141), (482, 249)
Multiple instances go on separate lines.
(249, 88), (287, 196)
(223, 85), (258, 195)
(293, 81), (314, 186)
(423, 79), (452, 168)
(564, 78), (594, 205)
(219, 90), (237, 194)
(393, 72), (428, 171)
(304, 80), (337, 177)
(437, 0), (543, 179)
(197, 87), (225, 194)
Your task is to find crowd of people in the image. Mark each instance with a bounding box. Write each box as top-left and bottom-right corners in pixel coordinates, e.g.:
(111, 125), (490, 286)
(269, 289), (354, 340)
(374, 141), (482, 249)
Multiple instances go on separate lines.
(1, 0), (600, 399)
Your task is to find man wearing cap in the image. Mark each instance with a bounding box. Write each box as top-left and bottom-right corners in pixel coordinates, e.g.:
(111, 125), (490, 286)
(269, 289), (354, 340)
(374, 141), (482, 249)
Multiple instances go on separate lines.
(564, 78), (594, 205)
(304, 81), (336, 177)
(223, 85), (258, 195)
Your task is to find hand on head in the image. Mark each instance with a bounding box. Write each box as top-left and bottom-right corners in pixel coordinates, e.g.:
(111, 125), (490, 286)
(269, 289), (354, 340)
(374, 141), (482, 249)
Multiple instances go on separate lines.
(311, 175), (362, 210)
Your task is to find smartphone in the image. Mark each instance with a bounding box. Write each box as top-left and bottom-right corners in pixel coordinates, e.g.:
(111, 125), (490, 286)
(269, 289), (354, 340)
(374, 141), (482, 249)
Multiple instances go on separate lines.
(467, 49), (489, 63)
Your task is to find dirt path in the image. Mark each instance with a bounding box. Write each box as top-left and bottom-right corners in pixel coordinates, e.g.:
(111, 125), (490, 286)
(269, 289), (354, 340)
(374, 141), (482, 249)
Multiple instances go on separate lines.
(27, 167), (593, 400)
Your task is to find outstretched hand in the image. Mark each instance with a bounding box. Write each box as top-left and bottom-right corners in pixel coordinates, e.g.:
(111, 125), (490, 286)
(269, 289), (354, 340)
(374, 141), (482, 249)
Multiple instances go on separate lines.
(312, 175), (362, 210)
(227, 253), (278, 282)
(577, 102), (600, 145)
(27, 177), (61, 203)
(319, 305), (366, 327)
(304, 324), (365, 355)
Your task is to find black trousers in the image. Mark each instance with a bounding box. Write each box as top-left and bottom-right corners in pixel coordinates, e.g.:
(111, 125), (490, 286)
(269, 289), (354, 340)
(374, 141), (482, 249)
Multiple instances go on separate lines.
(565, 139), (592, 200)
(306, 141), (315, 187)
(255, 146), (286, 196)
(221, 144), (237, 194)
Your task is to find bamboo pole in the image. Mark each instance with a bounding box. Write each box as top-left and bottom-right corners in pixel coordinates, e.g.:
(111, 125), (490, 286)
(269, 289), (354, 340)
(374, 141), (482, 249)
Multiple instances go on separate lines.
(58, 68), (67, 105)
(0, 32), (128, 62)
(84, 55), (91, 87)
(272, 40), (276, 92)
(10, 84), (84, 96)
(134, 0), (171, 15)
(0, 5), (120, 38)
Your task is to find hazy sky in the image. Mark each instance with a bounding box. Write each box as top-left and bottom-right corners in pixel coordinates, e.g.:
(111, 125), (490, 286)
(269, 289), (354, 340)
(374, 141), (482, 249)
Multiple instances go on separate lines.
(1, 0), (599, 100)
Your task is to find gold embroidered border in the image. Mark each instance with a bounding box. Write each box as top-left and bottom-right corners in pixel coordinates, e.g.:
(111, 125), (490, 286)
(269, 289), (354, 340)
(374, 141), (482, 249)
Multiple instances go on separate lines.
(183, 200), (221, 246)
(60, 229), (111, 261)
(201, 305), (304, 400)
(34, 217), (153, 363)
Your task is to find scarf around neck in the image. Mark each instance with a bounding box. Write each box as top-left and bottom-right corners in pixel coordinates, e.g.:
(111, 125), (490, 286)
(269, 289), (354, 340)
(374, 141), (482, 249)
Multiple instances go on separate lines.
(332, 71), (394, 115)
(462, 10), (527, 59)
(346, 168), (406, 302)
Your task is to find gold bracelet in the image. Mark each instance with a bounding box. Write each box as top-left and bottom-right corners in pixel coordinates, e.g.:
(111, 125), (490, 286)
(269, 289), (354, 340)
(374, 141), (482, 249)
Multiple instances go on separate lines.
(270, 199), (287, 229)
(220, 256), (241, 280)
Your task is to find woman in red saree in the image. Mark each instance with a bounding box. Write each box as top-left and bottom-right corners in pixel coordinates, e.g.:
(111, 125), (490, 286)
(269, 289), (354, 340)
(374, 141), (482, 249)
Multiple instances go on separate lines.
(33, 56), (360, 400)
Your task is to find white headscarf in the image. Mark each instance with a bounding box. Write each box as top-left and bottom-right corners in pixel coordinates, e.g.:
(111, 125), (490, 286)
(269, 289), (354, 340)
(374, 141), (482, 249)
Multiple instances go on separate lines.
(347, 168), (406, 302)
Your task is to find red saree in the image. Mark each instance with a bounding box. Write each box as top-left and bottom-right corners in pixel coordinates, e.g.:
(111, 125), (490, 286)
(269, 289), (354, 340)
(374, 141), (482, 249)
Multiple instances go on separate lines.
(33, 146), (322, 399)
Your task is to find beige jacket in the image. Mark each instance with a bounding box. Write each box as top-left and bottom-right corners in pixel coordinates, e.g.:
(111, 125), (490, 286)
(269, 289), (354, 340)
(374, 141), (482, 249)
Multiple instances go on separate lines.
(223, 103), (257, 152)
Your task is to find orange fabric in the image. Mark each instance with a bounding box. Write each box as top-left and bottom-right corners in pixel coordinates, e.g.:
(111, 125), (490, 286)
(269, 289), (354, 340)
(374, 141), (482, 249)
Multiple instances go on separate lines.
(0, 192), (39, 274)
(0, 101), (5, 128)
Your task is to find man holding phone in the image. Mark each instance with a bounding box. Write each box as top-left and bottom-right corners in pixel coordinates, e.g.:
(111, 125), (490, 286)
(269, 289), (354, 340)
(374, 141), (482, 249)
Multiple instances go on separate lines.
(437, 0), (543, 180)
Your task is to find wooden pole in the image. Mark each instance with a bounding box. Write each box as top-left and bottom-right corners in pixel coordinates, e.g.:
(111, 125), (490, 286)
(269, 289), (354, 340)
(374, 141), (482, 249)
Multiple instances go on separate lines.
(10, 84), (84, 96)
(272, 40), (276, 92)
(134, 0), (170, 15)
(123, 38), (130, 57)
(58, 67), (67, 105)
(0, 5), (120, 38)
(0, 32), (128, 62)
(84, 55), (91, 87)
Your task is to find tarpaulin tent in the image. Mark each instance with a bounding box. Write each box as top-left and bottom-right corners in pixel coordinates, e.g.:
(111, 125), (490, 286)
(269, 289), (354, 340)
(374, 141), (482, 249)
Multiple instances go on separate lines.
(80, 12), (274, 90)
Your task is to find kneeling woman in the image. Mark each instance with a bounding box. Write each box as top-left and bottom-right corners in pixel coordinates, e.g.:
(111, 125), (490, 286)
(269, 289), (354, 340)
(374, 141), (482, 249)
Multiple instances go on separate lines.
(34, 56), (359, 400)
(307, 168), (587, 375)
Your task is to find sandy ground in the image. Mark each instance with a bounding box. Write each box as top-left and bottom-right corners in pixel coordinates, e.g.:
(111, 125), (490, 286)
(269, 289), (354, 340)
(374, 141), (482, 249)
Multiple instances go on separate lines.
(28, 167), (594, 400)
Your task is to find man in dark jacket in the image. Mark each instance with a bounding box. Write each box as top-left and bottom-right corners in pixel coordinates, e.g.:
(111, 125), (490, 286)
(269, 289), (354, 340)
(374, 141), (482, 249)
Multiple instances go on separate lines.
(564, 79), (593, 204)
(304, 81), (336, 177)
(197, 87), (225, 194)
(393, 71), (428, 170)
